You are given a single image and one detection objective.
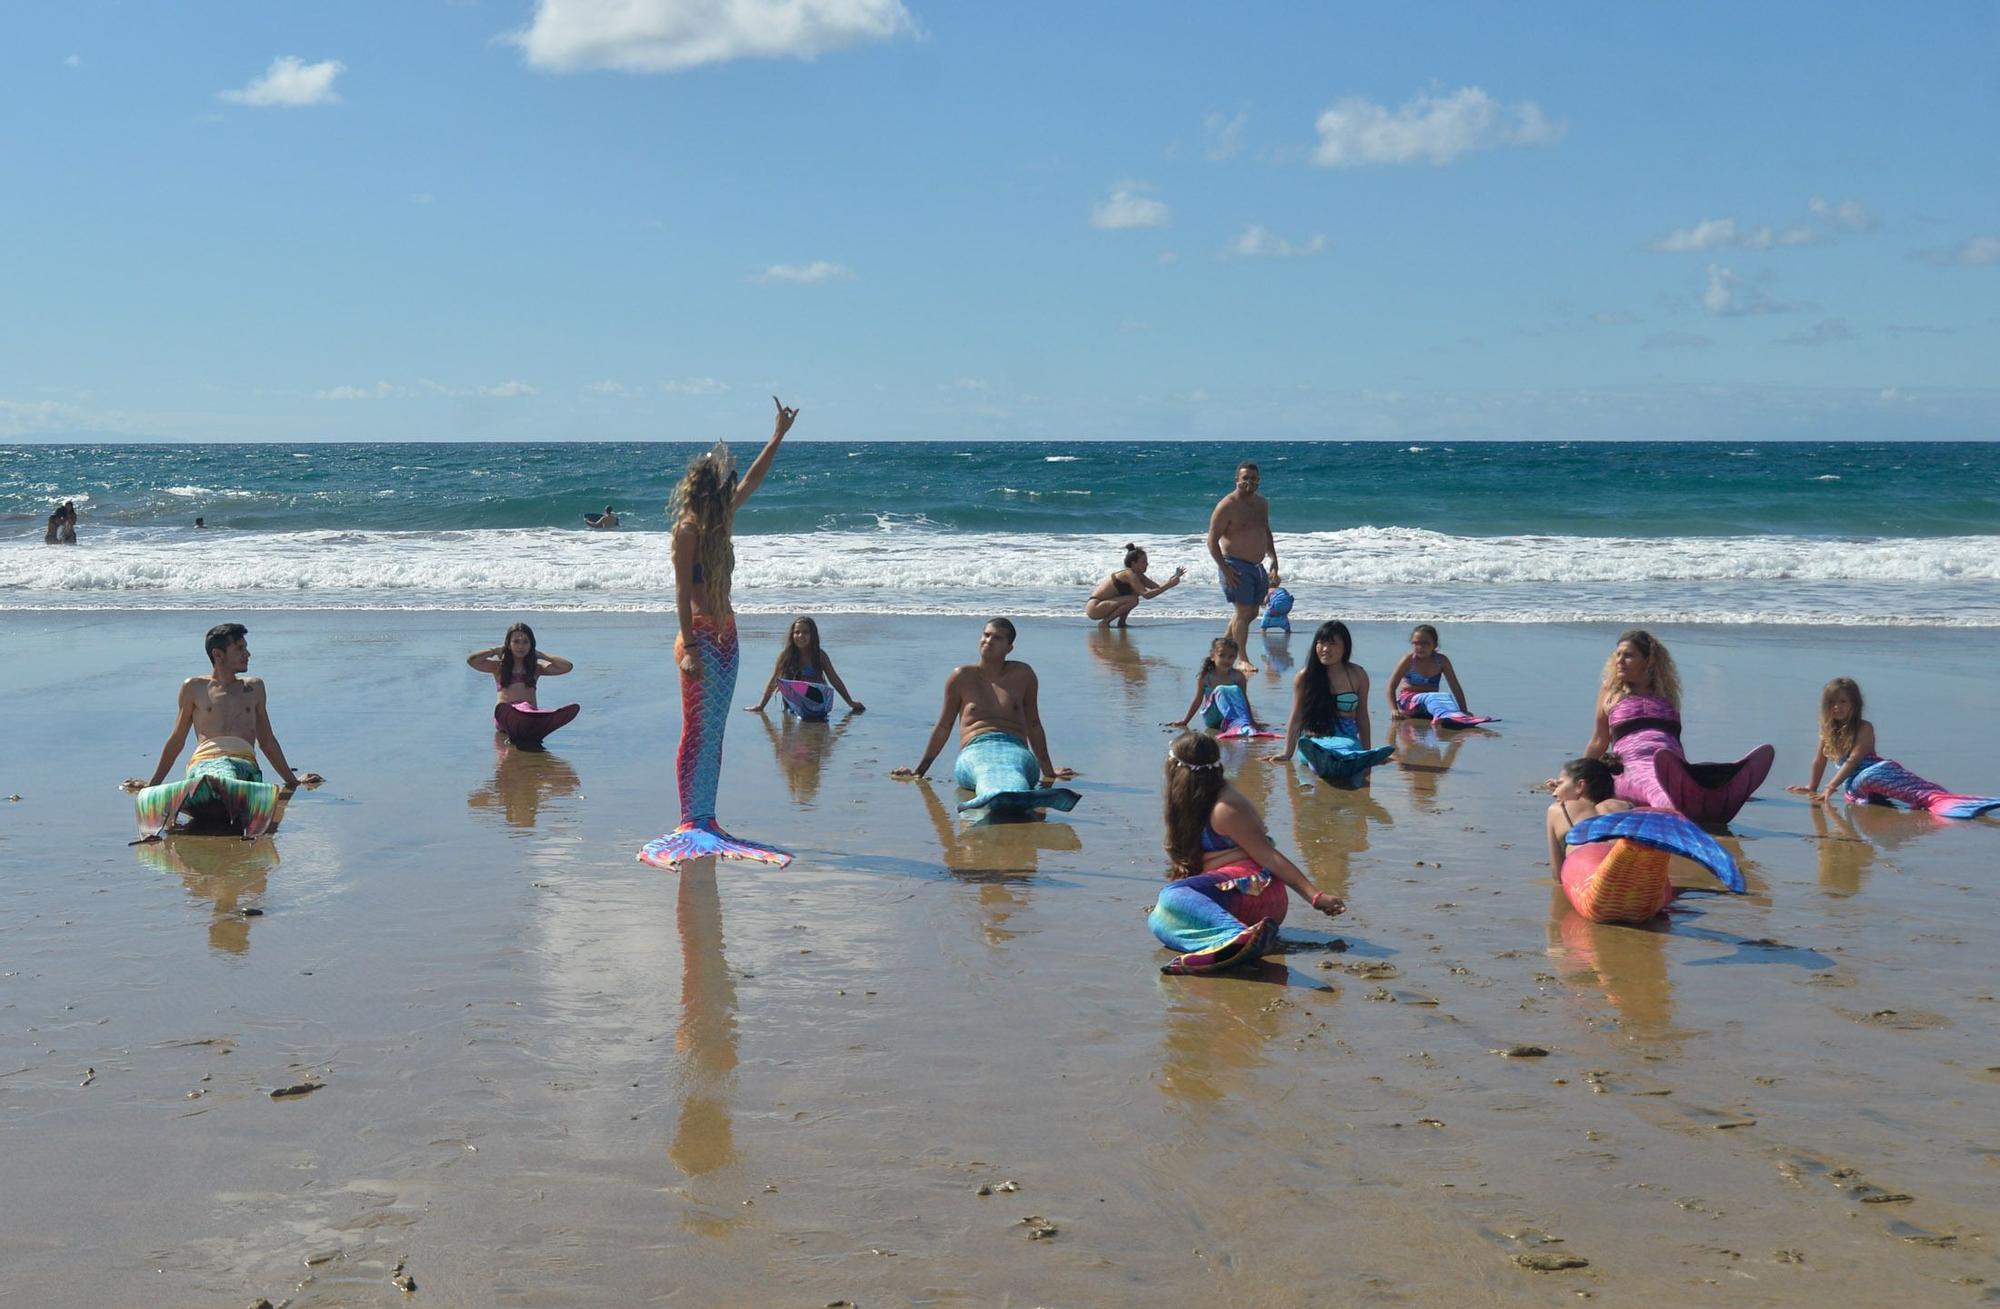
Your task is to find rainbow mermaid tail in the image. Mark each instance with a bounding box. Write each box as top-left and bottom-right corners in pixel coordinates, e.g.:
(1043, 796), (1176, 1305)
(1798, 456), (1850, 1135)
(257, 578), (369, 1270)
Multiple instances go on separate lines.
(1297, 733), (1393, 783)
(1200, 685), (1280, 739)
(1149, 859), (1290, 974)
(639, 616), (793, 869)
(777, 678), (835, 721)
(1845, 756), (2000, 820)
(1260, 586), (1294, 634)
(1396, 688), (1497, 730)
(953, 732), (1081, 814)
(132, 748), (280, 842)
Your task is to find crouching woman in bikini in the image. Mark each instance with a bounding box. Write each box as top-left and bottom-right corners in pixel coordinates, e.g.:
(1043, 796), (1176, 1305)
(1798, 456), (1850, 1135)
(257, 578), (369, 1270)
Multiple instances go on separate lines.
(1084, 543), (1184, 627)
(1148, 731), (1345, 974)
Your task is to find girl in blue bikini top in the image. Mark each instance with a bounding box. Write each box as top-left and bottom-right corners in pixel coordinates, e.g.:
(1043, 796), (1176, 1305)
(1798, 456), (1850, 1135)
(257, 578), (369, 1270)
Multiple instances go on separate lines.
(745, 614), (867, 714)
(1264, 618), (1373, 762)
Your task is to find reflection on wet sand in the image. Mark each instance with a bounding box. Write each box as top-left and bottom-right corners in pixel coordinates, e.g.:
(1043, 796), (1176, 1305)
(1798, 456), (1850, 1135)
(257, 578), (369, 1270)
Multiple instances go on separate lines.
(756, 712), (853, 808)
(1808, 802), (1877, 897)
(1285, 768), (1393, 904)
(1087, 626), (1174, 710)
(1546, 888), (1677, 1043)
(670, 859), (739, 1181)
(915, 779), (1080, 944)
(466, 743), (581, 829)
(1392, 719), (1469, 812)
(1155, 962), (1290, 1110)
(133, 834), (281, 955)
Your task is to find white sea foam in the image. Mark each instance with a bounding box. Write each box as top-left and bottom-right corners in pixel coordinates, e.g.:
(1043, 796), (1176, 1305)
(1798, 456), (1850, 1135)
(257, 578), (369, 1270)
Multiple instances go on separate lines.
(3, 526), (1995, 625)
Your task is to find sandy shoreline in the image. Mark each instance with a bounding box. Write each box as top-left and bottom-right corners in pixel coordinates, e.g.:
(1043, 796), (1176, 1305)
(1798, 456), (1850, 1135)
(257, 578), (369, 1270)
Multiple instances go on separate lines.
(3, 609), (1997, 1306)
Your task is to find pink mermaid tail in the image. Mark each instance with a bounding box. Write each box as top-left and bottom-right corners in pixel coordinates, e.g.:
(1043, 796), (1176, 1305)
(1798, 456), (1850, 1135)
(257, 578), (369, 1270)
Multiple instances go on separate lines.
(1845, 756), (2000, 820)
(1608, 694), (1772, 825)
(638, 616), (794, 869)
(1200, 685), (1281, 739)
(1395, 688), (1498, 730)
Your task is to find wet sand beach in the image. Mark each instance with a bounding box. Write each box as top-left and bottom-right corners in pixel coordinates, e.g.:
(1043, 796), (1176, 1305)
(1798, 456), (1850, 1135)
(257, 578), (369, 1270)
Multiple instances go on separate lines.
(3, 610), (1997, 1306)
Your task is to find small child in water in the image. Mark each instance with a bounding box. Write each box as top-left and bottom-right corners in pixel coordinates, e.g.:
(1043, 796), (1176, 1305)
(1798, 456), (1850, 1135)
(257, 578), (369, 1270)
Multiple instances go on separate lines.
(1168, 636), (1267, 732)
(1544, 755), (1633, 877)
(1786, 677), (2000, 817)
(746, 616), (865, 715)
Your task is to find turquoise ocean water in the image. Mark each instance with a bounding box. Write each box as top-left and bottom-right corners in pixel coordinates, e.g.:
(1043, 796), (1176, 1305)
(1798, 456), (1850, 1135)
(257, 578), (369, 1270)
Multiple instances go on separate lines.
(5, 441), (1998, 624)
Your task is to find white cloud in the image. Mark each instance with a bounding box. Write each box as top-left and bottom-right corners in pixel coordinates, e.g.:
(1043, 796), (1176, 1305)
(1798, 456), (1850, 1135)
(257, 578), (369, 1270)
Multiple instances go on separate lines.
(509, 0), (914, 73)
(584, 379), (632, 396)
(410, 193), (435, 206)
(219, 56), (346, 108)
(1649, 216), (1817, 252)
(1202, 110), (1248, 162)
(64, 54), (81, 68)
(1155, 251), (1180, 266)
(1311, 86), (1562, 167)
(1809, 196), (1876, 231)
(754, 260), (856, 284)
(1230, 224), (1328, 258)
(1916, 236), (2000, 267)
(479, 380), (537, 398)
(315, 381), (401, 400)
(662, 377), (728, 395)
(0, 399), (71, 434)
(1702, 264), (1795, 317)
(1090, 184), (1170, 230)
(1775, 318), (1856, 347)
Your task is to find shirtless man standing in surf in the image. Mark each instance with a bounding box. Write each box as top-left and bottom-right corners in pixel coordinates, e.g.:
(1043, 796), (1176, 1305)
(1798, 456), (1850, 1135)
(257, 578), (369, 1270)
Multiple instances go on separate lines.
(1208, 461), (1278, 673)
(123, 623), (321, 839)
(891, 618), (1078, 812)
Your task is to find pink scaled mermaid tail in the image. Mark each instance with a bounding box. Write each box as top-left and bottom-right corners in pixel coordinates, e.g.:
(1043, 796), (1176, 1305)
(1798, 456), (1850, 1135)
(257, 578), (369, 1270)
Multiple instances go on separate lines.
(1395, 688), (1497, 730)
(639, 616), (793, 869)
(1845, 756), (2000, 820)
(1607, 694), (1772, 825)
(1200, 684), (1280, 739)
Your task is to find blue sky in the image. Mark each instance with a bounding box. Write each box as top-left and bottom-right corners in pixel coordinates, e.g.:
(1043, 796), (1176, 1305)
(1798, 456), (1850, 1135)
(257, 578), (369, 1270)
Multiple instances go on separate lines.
(2, 1), (1995, 442)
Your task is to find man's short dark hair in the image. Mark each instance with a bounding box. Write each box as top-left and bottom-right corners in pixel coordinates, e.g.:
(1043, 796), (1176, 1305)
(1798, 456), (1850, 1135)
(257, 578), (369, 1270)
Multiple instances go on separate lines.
(1237, 461), (1259, 474)
(986, 617), (1017, 643)
(205, 622), (248, 661)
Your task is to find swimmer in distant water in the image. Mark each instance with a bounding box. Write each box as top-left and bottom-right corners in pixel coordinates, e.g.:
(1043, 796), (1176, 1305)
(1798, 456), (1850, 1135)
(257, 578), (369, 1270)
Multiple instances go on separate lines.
(466, 622), (574, 709)
(745, 615), (866, 715)
(1084, 543), (1184, 627)
(58, 501), (78, 544)
(195, 517), (206, 529)
(1208, 462), (1276, 672)
(587, 505), (620, 529)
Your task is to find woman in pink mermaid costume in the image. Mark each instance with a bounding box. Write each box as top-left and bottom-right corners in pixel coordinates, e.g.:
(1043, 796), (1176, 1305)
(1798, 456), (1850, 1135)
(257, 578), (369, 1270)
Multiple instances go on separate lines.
(1583, 629), (1774, 825)
(639, 399), (800, 869)
(1788, 677), (2000, 819)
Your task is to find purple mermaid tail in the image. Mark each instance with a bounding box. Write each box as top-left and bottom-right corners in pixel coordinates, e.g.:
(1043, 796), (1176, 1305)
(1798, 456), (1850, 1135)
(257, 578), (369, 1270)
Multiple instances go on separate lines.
(1395, 688), (1498, 730)
(1845, 756), (2000, 820)
(1200, 684), (1281, 739)
(1608, 694), (1771, 825)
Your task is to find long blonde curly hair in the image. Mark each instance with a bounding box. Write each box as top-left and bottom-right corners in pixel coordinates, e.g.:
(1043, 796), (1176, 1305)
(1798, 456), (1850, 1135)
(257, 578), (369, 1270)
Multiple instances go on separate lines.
(1818, 677), (1864, 761)
(1599, 628), (1681, 709)
(669, 443), (739, 616)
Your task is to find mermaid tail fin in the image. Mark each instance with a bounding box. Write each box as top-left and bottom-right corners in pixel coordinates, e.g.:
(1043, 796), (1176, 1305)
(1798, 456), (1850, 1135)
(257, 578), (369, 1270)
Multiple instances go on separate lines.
(639, 819), (793, 869)
(1297, 735), (1394, 783)
(1846, 756), (2000, 819)
(1925, 793), (2000, 820)
(1651, 743), (1774, 825)
(1396, 689), (1498, 730)
(1566, 808), (1744, 893)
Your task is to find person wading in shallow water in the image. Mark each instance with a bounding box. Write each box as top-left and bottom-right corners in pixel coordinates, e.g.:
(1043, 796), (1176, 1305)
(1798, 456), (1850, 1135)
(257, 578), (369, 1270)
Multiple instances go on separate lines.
(1207, 462), (1277, 673)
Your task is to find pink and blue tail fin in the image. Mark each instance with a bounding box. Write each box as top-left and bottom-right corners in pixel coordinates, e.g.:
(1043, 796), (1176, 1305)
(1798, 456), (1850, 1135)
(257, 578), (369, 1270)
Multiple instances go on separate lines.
(1845, 757), (2000, 821)
(1927, 793), (2000, 820)
(639, 819), (794, 870)
(1397, 690), (1497, 730)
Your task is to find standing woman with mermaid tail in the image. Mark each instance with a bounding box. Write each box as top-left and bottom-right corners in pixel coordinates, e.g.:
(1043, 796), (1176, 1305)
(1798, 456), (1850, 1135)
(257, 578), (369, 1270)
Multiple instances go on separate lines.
(639, 398), (801, 869)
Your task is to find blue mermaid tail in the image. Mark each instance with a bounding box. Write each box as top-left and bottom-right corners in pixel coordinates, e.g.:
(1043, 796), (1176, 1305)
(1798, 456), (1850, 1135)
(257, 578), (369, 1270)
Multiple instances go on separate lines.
(1297, 734), (1393, 783)
(1846, 756), (2000, 820)
(1260, 586), (1294, 633)
(1200, 684), (1280, 739)
(953, 732), (1081, 814)
(1566, 808), (1744, 893)
(1149, 862), (1289, 974)
(1395, 688), (1498, 730)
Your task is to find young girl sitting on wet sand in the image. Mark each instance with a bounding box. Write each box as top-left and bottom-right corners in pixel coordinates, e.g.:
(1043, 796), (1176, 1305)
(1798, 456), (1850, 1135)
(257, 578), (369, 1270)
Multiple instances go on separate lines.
(1148, 732), (1345, 974)
(1167, 636), (1270, 737)
(1385, 624), (1492, 728)
(1787, 677), (2000, 819)
(745, 616), (865, 719)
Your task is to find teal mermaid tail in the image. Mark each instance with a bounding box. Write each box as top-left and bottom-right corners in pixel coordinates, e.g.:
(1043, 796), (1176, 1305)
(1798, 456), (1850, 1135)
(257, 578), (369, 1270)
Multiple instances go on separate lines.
(953, 731), (1081, 814)
(132, 753), (279, 841)
(1200, 684), (1280, 739)
(639, 616), (793, 868)
(1297, 734), (1393, 783)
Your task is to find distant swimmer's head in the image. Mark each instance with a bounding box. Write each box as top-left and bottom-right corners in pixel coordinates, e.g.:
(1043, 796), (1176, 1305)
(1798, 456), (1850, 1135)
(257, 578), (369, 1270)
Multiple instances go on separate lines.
(604, 505), (615, 515)
(1122, 542), (1147, 570)
(194, 517), (205, 528)
(980, 617), (1017, 658)
(1603, 628), (1680, 708)
(1234, 462), (1260, 496)
(1557, 755), (1623, 803)
(1311, 619), (1354, 668)
(1409, 624), (1440, 656)
(204, 621), (249, 672)
(1163, 731), (1228, 876)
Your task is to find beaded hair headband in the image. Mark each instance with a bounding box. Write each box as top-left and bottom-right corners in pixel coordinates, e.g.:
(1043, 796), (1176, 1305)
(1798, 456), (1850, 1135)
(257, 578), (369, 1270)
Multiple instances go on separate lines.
(1167, 752), (1224, 772)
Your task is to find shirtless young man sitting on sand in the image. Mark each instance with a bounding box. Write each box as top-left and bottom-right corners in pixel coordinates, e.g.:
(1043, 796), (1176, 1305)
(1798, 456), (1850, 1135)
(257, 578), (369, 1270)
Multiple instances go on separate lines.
(1208, 461), (1278, 673)
(123, 623), (322, 839)
(891, 619), (1079, 813)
